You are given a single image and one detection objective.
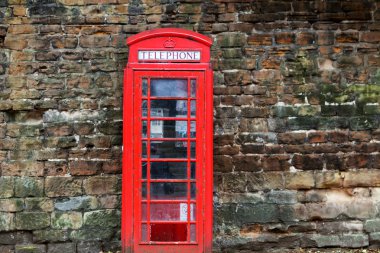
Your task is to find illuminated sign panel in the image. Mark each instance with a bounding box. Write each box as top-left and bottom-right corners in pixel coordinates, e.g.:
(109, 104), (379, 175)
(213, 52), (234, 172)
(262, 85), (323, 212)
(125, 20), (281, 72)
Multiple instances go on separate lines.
(138, 50), (201, 61)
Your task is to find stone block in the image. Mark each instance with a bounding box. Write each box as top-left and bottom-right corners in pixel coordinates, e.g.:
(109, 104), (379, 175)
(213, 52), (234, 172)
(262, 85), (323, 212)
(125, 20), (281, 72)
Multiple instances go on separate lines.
(69, 228), (114, 241)
(2, 161), (44, 177)
(76, 241), (101, 253)
(221, 173), (246, 193)
(79, 35), (110, 48)
(265, 190), (297, 204)
(33, 230), (69, 243)
(15, 177), (44, 197)
(214, 155), (233, 172)
(340, 234), (369, 248)
(47, 243), (75, 253)
(233, 155), (261, 172)
(279, 204), (308, 222)
(217, 33), (246, 48)
(0, 245), (14, 253)
(0, 231), (33, 245)
(0, 177), (14, 198)
(83, 209), (120, 228)
(51, 212), (83, 229)
(15, 244), (46, 253)
(310, 234), (341, 247)
(284, 171), (315, 190)
(247, 172), (284, 191)
(247, 34), (272, 45)
(54, 196), (97, 211)
(45, 177), (82, 197)
(364, 219), (380, 233)
(15, 212), (50, 230)
(0, 199), (24, 212)
(83, 176), (120, 195)
(235, 204), (279, 224)
(0, 213), (15, 231)
(343, 170), (380, 187)
(315, 171), (343, 188)
(369, 232), (380, 244)
(69, 161), (102, 176)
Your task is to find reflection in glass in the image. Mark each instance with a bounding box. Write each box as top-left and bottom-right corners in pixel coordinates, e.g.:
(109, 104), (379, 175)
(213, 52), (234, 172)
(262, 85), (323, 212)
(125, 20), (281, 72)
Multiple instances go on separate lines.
(150, 183), (187, 200)
(151, 79), (187, 97)
(141, 223), (147, 241)
(191, 183), (196, 199)
(143, 100), (193, 118)
(191, 101), (196, 117)
(190, 224), (196, 242)
(142, 182), (146, 199)
(142, 78), (148, 96)
(142, 162), (195, 179)
(191, 79), (196, 97)
(149, 141), (195, 159)
(142, 141), (147, 158)
(141, 203), (195, 221)
(142, 121), (195, 139)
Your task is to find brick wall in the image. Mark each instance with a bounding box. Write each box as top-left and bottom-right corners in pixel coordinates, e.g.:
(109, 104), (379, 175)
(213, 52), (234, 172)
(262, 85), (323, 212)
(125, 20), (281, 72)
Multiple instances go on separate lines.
(0, 0), (379, 252)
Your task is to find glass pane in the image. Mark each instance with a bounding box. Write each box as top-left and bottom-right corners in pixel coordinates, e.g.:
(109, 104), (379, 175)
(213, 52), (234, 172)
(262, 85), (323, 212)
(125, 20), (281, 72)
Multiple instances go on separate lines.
(142, 121), (195, 138)
(151, 183), (187, 200)
(142, 100), (190, 118)
(190, 224), (196, 242)
(179, 203), (196, 221)
(190, 101), (196, 117)
(142, 183), (147, 199)
(151, 79), (187, 97)
(190, 121), (196, 138)
(141, 224), (147, 242)
(190, 142), (195, 158)
(150, 223), (187, 242)
(142, 78), (148, 96)
(141, 204), (147, 221)
(142, 141), (147, 158)
(150, 141), (189, 158)
(191, 162), (195, 179)
(141, 203), (195, 221)
(191, 183), (196, 199)
(142, 162), (194, 179)
(190, 79), (196, 97)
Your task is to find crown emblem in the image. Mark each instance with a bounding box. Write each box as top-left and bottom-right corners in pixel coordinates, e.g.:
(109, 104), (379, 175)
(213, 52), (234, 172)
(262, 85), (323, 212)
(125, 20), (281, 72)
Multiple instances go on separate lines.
(163, 38), (176, 48)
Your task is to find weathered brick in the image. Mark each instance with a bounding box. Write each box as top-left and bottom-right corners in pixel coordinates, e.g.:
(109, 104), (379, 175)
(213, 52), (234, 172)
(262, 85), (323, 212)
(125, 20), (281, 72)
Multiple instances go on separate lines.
(45, 177), (82, 197)
(15, 177), (44, 197)
(15, 244), (46, 253)
(0, 213), (15, 231)
(247, 34), (272, 45)
(0, 199), (24, 212)
(285, 171), (315, 189)
(15, 212), (50, 230)
(343, 170), (380, 187)
(47, 243), (75, 253)
(83, 176), (120, 195)
(0, 177), (14, 198)
(83, 209), (120, 227)
(51, 212), (82, 229)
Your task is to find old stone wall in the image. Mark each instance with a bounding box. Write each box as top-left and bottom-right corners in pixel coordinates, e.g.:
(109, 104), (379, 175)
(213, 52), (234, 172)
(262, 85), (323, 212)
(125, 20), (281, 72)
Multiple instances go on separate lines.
(0, 0), (379, 252)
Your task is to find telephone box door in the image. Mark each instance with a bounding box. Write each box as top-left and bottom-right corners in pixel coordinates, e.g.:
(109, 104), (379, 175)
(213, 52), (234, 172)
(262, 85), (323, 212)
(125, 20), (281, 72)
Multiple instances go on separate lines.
(122, 28), (213, 253)
(134, 71), (205, 253)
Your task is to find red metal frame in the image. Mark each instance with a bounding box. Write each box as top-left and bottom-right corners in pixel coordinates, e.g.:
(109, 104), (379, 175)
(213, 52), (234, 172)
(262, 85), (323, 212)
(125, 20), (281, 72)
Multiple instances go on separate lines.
(122, 28), (213, 253)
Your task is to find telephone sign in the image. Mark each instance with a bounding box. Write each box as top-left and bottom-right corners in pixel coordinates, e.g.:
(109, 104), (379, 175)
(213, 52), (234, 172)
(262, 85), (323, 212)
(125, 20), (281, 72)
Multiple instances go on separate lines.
(122, 28), (213, 253)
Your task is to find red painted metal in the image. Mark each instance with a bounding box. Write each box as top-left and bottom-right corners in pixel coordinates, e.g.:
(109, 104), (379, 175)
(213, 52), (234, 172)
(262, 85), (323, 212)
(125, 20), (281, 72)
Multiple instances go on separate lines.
(122, 28), (213, 253)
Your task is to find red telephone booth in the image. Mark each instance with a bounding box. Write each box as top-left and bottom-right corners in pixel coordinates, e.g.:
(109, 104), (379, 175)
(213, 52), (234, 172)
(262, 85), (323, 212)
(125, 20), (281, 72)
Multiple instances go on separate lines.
(122, 28), (213, 253)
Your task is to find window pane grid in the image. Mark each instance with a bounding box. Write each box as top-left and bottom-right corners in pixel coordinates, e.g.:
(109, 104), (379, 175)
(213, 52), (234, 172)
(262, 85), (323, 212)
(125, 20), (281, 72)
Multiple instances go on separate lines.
(141, 77), (197, 243)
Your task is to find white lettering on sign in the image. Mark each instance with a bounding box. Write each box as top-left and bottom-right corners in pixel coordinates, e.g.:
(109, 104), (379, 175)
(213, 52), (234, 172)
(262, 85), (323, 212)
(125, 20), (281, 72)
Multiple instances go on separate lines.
(138, 50), (201, 61)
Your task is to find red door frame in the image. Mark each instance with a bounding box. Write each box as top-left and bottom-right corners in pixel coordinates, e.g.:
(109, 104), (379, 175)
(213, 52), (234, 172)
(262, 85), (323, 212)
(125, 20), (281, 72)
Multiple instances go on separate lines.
(122, 29), (213, 253)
